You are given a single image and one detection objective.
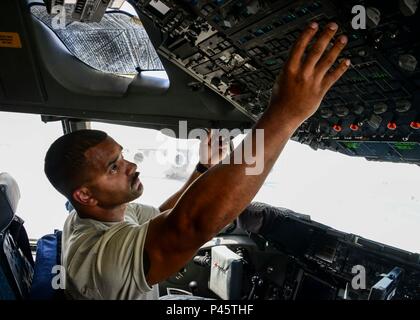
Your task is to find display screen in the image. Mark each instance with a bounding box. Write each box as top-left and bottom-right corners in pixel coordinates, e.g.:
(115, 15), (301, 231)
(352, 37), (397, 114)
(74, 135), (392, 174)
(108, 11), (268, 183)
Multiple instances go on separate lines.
(295, 273), (337, 300)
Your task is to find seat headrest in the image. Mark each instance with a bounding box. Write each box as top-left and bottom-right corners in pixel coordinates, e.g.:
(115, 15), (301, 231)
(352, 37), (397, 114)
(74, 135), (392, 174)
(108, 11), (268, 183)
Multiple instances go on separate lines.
(0, 172), (21, 214)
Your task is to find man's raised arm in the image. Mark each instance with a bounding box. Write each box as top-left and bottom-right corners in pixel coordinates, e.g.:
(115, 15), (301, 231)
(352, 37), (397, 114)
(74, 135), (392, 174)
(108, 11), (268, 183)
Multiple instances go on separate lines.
(145, 22), (350, 285)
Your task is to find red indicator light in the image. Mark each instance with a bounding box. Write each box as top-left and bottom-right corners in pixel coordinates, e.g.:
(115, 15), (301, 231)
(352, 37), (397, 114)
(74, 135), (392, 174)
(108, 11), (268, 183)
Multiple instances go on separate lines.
(410, 121), (420, 130)
(387, 122), (397, 130)
(349, 124), (359, 131)
(332, 124), (342, 132)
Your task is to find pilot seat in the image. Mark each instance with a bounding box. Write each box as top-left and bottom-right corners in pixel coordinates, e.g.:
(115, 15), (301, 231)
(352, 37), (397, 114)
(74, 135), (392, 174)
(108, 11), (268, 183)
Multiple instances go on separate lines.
(0, 172), (34, 299)
(0, 172), (63, 300)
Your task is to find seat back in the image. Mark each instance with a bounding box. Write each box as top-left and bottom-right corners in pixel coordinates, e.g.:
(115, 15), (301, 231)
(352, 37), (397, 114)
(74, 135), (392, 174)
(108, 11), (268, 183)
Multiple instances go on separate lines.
(0, 173), (34, 300)
(0, 173), (20, 233)
(209, 245), (243, 300)
(29, 230), (65, 300)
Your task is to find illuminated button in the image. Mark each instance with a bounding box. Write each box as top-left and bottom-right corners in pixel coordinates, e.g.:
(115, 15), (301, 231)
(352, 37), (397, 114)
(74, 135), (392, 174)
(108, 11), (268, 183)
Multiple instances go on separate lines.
(332, 124), (342, 132)
(387, 122), (397, 130)
(410, 121), (420, 129)
(349, 124), (359, 131)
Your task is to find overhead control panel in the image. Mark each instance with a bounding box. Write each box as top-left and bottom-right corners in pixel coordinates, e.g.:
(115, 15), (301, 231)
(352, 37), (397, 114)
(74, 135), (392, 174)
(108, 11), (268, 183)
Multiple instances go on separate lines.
(133, 0), (420, 164)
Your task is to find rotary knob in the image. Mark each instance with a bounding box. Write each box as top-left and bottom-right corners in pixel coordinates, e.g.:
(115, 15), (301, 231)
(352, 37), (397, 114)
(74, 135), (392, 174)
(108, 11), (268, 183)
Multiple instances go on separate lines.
(398, 54), (418, 72)
(399, 0), (419, 16)
(366, 7), (381, 28)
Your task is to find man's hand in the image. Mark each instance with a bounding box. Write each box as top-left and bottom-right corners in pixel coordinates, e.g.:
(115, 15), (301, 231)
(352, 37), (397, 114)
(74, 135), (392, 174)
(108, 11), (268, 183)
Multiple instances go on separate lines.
(160, 129), (230, 211)
(199, 129), (230, 168)
(269, 21), (350, 126)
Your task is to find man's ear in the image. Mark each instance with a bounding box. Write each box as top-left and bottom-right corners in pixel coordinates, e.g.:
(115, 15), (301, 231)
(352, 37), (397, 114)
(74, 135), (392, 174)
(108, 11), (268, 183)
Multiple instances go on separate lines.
(72, 187), (97, 207)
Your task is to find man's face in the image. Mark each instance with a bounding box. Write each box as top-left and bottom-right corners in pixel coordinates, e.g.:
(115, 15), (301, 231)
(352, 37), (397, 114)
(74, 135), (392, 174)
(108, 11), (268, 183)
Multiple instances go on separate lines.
(82, 137), (143, 208)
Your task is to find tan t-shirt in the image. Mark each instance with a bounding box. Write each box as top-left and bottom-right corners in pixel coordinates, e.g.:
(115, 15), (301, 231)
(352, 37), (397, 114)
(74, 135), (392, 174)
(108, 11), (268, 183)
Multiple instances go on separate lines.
(61, 203), (160, 300)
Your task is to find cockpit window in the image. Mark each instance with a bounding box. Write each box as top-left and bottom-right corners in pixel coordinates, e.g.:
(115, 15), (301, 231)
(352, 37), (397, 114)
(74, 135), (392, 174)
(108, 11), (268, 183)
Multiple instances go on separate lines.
(0, 112), (67, 240)
(30, 4), (164, 76)
(90, 123), (420, 253)
(232, 134), (420, 254)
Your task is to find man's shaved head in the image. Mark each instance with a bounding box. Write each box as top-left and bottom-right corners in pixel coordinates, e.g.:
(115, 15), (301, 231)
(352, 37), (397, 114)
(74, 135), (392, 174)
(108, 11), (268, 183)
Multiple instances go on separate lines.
(44, 129), (108, 200)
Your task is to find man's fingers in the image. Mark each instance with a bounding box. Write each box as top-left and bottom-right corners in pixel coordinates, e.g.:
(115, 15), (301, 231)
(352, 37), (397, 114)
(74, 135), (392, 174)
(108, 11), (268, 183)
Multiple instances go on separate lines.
(322, 59), (351, 90)
(202, 128), (211, 145)
(315, 35), (348, 78)
(286, 22), (319, 71)
(211, 135), (229, 149)
(302, 22), (339, 72)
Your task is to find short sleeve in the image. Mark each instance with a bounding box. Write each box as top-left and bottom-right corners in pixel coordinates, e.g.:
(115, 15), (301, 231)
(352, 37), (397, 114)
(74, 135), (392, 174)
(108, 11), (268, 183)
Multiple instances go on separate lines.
(128, 203), (160, 225)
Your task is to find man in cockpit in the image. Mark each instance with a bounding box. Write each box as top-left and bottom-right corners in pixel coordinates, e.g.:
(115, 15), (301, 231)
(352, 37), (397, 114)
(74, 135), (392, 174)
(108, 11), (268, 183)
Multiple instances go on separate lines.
(44, 22), (350, 299)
